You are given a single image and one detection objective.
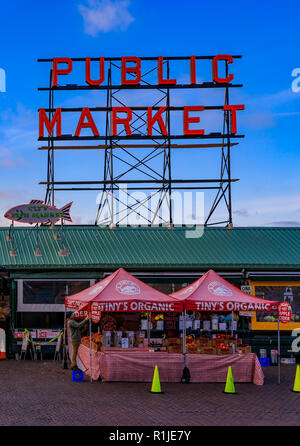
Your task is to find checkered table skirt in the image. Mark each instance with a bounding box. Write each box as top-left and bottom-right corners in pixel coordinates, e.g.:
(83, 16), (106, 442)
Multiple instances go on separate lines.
(75, 343), (264, 385)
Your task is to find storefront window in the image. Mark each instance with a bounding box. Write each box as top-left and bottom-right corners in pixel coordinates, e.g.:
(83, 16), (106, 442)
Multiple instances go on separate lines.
(251, 282), (300, 330)
(17, 279), (94, 312)
(255, 285), (300, 323)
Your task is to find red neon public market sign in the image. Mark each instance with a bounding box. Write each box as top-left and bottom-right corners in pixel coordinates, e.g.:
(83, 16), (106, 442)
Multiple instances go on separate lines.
(38, 55), (245, 139)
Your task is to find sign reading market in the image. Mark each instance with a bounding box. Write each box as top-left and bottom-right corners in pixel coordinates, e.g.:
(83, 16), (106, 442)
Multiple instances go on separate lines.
(38, 55), (245, 139)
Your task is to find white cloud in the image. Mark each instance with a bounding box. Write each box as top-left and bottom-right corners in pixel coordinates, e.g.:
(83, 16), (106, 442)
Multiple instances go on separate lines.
(78, 0), (134, 36)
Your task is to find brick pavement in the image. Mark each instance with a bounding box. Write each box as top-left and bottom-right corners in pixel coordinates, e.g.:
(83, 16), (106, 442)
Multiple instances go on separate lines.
(0, 360), (299, 426)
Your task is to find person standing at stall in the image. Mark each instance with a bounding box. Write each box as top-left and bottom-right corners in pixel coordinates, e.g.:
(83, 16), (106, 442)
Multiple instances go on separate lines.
(67, 313), (89, 371)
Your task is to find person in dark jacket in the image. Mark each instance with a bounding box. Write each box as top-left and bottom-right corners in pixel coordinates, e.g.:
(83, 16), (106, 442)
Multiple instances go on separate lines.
(68, 313), (89, 371)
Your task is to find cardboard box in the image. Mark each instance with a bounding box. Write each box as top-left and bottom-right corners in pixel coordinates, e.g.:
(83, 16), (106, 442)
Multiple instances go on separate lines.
(199, 347), (216, 355)
(165, 338), (182, 346)
(281, 357), (296, 364)
(186, 344), (198, 354)
(237, 345), (251, 355)
(167, 345), (182, 354)
(216, 346), (233, 355)
(196, 337), (211, 346)
(81, 339), (101, 351)
(135, 337), (145, 347)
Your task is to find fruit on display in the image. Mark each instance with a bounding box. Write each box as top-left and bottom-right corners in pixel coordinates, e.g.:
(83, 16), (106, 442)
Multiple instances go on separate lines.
(81, 333), (103, 351)
(100, 315), (117, 331)
(186, 335), (194, 343)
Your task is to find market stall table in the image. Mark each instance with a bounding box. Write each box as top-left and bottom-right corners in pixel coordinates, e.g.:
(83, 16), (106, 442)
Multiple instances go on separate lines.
(75, 342), (264, 385)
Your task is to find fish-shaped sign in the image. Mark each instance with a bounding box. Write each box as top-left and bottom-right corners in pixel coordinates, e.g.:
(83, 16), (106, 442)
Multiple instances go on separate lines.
(4, 200), (73, 224)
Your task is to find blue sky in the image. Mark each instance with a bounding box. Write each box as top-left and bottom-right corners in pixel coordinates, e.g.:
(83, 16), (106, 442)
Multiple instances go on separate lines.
(0, 0), (300, 226)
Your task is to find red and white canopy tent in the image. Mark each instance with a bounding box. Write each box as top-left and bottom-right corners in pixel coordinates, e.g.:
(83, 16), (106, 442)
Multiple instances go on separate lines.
(66, 267), (183, 313)
(170, 269), (279, 372)
(170, 269), (279, 312)
(65, 268), (183, 382)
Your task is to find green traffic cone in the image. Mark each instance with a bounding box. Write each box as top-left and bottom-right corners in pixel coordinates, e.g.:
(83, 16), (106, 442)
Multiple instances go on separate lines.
(292, 365), (300, 392)
(150, 365), (164, 393)
(223, 366), (236, 394)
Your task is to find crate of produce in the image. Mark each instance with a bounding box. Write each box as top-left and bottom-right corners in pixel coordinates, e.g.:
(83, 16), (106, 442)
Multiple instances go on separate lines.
(196, 337), (211, 346)
(199, 347), (216, 355)
(81, 337), (102, 351)
(167, 345), (182, 354)
(185, 335), (194, 343)
(165, 337), (181, 345)
(216, 347), (233, 355)
(215, 334), (225, 340)
(186, 343), (198, 354)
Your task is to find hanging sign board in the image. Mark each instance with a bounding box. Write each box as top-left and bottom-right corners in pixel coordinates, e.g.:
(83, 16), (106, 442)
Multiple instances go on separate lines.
(241, 285), (252, 295)
(91, 302), (101, 324)
(71, 302), (101, 323)
(239, 311), (255, 317)
(278, 302), (292, 324)
(4, 200), (72, 224)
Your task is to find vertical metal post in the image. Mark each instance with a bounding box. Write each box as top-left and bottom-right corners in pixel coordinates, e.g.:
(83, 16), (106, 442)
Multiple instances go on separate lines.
(183, 310), (187, 368)
(45, 69), (55, 206)
(231, 311), (234, 336)
(167, 61), (173, 227)
(9, 279), (16, 357)
(278, 319), (281, 384)
(225, 60), (232, 225)
(62, 307), (68, 369)
(147, 312), (151, 346)
(89, 309), (93, 383)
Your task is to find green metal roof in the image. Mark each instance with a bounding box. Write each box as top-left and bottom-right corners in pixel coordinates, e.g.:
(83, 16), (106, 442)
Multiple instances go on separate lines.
(0, 226), (299, 271)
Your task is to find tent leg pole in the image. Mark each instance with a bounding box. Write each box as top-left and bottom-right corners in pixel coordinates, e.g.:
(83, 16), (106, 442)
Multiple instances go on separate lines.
(180, 309), (190, 383)
(63, 307), (68, 369)
(183, 310), (187, 368)
(278, 319), (280, 385)
(231, 311), (234, 337)
(147, 312), (151, 346)
(89, 315), (93, 384)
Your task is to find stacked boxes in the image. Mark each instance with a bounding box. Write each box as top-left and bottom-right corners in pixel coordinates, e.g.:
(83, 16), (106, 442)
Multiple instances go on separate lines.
(236, 344), (252, 355)
(164, 337), (182, 354)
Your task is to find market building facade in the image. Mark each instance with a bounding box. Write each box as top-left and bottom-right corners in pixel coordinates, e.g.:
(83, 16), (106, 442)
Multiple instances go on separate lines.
(0, 225), (300, 358)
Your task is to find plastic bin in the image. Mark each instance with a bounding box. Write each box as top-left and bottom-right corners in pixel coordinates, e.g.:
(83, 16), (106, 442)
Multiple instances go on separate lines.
(72, 371), (84, 382)
(270, 349), (278, 365)
(259, 357), (270, 367)
(259, 349), (267, 358)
